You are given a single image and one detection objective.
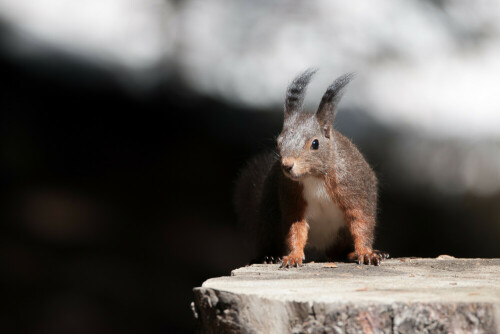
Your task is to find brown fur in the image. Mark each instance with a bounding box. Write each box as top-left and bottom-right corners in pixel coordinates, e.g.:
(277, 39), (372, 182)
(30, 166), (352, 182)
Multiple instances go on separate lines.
(234, 70), (388, 266)
(323, 132), (379, 263)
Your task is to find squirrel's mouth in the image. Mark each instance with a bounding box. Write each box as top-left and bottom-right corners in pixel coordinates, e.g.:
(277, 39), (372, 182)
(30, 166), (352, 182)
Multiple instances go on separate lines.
(282, 169), (305, 180)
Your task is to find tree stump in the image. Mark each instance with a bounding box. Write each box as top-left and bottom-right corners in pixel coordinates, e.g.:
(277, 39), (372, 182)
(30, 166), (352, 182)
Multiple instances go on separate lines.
(192, 258), (500, 333)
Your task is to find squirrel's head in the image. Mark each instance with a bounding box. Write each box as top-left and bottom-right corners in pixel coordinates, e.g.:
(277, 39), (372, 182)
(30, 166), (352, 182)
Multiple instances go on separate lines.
(277, 69), (354, 180)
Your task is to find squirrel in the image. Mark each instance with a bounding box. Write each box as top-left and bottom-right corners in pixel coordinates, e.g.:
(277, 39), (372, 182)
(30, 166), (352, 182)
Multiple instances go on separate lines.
(234, 69), (389, 267)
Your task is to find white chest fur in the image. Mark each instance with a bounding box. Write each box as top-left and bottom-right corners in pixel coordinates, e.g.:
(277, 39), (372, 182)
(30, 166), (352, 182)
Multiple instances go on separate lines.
(301, 176), (346, 251)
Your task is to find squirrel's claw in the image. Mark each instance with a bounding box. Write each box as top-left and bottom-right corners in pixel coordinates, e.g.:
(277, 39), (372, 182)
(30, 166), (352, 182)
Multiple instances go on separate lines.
(381, 251), (390, 259)
(373, 250), (390, 260)
(350, 250), (389, 266)
(280, 253), (303, 268)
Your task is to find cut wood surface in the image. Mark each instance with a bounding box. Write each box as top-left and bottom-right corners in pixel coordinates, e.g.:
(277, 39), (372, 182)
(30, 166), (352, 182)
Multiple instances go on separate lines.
(192, 258), (500, 333)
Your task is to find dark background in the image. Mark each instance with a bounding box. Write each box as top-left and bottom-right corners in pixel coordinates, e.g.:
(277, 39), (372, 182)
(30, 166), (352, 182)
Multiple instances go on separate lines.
(1, 2), (499, 333)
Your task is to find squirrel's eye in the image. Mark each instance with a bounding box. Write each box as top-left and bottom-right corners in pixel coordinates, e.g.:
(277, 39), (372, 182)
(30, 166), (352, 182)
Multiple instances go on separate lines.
(311, 139), (319, 150)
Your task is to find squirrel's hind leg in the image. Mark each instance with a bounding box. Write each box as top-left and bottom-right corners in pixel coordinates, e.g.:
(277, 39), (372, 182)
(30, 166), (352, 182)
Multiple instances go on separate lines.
(249, 256), (282, 265)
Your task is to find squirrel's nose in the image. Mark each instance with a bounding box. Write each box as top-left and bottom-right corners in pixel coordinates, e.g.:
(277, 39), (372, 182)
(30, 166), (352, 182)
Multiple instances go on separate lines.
(283, 163), (293, 173)
(282, 160), (294, 174)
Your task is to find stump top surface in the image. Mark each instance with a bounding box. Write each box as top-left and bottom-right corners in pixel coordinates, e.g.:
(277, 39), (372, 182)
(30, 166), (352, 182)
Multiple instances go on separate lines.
(202, 258), (500, 305)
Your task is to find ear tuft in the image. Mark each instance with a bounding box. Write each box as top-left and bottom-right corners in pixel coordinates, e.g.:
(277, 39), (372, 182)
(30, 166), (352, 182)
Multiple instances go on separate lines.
(316, 72), (355, 126)
(284, 68), (318, 117)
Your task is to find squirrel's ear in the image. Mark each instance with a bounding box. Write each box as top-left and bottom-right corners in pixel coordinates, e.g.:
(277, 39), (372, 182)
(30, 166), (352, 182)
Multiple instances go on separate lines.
(284, 68), (317, 118)
(316, 73), (355, 138)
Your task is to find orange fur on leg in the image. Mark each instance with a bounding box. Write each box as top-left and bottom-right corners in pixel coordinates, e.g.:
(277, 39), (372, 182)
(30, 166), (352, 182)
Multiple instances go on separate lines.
(279, 175), (308, 267)
(281, 219), (308, 267)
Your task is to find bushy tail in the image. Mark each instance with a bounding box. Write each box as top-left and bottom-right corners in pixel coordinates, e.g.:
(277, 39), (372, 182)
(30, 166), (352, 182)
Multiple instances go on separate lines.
(233, 152), (278, 233)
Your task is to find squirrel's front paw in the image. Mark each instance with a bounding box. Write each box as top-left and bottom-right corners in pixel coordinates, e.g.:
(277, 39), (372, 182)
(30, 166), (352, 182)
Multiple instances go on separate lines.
(349, 250), (389, 266)
(280, 252), (304, 268)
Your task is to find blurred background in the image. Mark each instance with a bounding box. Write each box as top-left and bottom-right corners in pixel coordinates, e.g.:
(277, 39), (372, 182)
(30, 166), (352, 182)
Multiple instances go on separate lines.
(1, 0), (499, 333)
